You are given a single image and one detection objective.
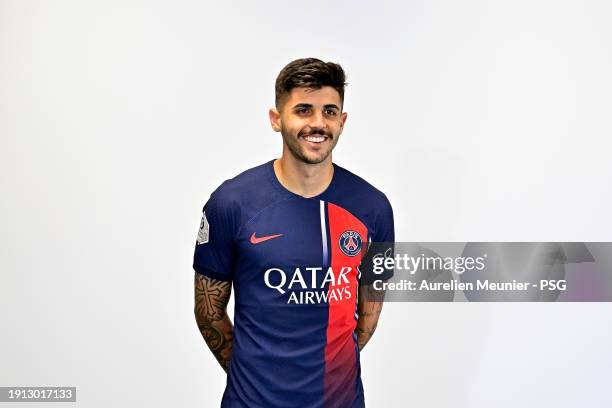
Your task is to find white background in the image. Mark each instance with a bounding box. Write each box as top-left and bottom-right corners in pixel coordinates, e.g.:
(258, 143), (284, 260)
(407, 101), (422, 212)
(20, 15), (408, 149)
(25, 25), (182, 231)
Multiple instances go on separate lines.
(1, 1), (612, 407)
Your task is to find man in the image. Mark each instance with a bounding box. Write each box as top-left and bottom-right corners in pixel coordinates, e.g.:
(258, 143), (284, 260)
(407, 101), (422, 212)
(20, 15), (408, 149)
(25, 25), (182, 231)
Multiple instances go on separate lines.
(193, 58), (394, 407)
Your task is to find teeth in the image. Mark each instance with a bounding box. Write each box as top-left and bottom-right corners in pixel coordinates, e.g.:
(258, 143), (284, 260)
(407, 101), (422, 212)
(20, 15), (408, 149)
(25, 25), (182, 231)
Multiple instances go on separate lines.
(304, 135), (325, 142)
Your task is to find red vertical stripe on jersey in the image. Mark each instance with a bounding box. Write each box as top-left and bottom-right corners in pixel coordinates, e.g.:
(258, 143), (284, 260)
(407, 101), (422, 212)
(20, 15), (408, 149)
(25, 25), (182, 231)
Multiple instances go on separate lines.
(324, 202), (368, 407)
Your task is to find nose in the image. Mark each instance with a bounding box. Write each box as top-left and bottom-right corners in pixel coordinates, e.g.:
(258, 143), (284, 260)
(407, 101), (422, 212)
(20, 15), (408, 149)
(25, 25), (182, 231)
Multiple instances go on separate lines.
(308, 111), (326, 131)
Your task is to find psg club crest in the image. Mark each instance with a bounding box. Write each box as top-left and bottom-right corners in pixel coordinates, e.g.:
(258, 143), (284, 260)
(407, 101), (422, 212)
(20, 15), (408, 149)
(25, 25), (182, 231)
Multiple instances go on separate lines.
(339, 230), (362, 257)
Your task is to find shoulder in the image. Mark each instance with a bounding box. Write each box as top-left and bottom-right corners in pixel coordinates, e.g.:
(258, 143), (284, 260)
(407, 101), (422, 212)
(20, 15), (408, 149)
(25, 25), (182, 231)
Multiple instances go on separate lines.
(203, 161), (287, 232)
(332, 163), (392, 213)
(328, 163), (394, 240)
(208, 161), (273, 207)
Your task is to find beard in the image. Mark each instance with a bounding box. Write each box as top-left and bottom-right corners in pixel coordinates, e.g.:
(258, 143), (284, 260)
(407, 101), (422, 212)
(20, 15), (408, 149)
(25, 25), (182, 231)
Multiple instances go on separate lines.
(280, 126), (339, 165)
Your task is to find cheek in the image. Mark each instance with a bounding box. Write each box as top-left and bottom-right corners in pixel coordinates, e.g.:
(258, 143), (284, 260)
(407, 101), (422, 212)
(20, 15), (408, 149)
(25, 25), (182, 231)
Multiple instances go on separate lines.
(331, 120), (344, 133)
(281, 122), (302, 138)
(287, 121), (308, 135)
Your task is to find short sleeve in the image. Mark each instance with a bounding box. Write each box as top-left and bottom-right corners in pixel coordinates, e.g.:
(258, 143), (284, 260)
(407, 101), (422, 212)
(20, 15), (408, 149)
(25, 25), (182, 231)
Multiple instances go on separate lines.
(192, 190), (236, 281)
(373, 195), (394, 244)
(359, 195), (395, 285)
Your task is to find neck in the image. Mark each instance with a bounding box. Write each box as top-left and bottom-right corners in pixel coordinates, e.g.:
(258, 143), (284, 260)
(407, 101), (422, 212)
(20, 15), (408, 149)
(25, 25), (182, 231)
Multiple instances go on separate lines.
(274, 151), (334, 198)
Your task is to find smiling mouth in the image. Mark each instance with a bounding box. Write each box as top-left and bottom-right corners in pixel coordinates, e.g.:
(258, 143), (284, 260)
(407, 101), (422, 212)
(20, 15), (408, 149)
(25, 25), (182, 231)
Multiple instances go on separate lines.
(300, 134), (329, 143)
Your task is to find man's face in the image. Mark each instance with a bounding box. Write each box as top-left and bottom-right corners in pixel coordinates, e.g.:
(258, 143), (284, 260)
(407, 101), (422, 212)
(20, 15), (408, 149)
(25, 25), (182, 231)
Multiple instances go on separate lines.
(270, 86), (348, 165)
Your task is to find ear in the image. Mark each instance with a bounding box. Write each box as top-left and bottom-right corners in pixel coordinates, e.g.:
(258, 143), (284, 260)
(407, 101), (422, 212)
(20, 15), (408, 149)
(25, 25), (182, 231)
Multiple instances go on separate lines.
(269, 108), (281, 132)
(340, 111), (348, 131)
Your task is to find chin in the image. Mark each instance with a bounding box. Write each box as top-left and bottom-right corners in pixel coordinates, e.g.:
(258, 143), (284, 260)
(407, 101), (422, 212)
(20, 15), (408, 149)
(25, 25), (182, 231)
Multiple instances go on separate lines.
(302, 155), (330, 165)
(287, 144), (331, 165)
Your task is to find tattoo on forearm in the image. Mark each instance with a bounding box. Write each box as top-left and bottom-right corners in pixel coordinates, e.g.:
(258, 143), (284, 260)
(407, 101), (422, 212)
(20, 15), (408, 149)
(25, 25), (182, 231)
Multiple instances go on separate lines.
(355, 285), (385, 351)
(194, 274), (234, 372)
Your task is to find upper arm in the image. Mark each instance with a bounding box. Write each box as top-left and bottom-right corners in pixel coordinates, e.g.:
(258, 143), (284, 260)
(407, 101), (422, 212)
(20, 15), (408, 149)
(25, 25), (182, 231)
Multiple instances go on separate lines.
(194, 273), (232, 323)
(374, 194), (394, 243)
(359, 194), (395, 286)
(193, 189), (237, 282)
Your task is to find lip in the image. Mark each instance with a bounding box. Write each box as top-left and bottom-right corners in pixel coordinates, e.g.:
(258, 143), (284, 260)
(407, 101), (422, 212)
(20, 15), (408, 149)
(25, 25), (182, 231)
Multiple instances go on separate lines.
(299, 134), (330, 143)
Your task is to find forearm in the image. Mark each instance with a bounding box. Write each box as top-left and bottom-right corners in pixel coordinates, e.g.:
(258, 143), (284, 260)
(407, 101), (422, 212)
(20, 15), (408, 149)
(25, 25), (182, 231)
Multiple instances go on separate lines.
(197, 313), (234, 372)
(194, 273), (234, 372)
(355, 285), (385, 351)
(355, 310), (380, 351)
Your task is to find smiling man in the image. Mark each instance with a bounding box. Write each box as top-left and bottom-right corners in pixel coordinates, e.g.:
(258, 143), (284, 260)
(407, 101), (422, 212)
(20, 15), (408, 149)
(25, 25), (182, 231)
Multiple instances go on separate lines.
(193, 58), (394, 408)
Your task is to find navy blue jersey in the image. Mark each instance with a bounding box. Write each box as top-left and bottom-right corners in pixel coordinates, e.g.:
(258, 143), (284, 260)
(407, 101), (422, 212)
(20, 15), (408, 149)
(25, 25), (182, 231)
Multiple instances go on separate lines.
(193, 160), (394, 408)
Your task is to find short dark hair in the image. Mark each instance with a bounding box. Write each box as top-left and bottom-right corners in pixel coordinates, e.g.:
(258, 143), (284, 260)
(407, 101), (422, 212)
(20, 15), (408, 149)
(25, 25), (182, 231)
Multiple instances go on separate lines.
(275, 58), (347, 110)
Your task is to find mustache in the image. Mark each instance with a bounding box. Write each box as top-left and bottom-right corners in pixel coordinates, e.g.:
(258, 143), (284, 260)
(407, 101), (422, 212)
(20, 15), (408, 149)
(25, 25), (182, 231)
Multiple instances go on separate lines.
(299, 129), (332, 138)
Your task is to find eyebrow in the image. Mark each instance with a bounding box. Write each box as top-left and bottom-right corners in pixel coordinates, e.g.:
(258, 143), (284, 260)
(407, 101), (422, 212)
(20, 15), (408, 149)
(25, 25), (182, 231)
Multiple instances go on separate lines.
(292, 103), (341, 111)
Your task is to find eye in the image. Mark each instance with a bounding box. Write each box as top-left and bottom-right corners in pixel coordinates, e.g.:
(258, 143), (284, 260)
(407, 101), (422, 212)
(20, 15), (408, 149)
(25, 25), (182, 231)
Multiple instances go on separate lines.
(325, 109), (338, 116)
(296, 108), (311, 115)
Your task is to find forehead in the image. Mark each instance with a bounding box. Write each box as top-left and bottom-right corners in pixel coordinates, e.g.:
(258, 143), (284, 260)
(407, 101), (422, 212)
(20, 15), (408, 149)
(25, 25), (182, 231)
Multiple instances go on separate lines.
(283, 86), (342, 108)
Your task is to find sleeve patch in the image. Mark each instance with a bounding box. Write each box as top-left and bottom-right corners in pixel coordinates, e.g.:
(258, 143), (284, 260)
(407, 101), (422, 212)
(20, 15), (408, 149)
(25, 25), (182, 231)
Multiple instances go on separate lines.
(196, 212), (210, 245)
